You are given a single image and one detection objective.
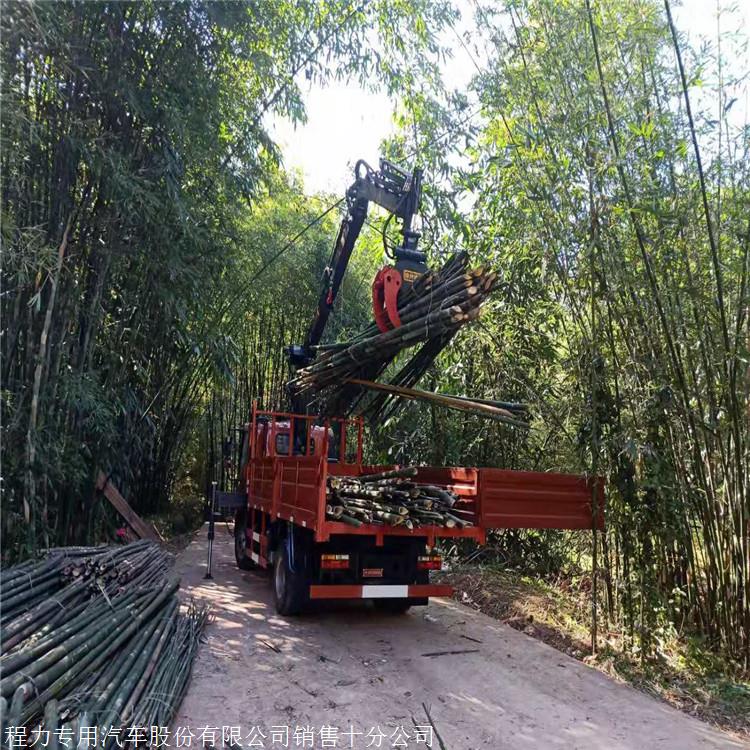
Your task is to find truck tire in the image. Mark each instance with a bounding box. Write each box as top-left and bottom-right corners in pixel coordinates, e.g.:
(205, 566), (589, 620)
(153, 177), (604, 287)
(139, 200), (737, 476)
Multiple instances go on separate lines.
(234, 509), (256, 571)
(273, 542), (308, 616)
(373, 599), (411, 614)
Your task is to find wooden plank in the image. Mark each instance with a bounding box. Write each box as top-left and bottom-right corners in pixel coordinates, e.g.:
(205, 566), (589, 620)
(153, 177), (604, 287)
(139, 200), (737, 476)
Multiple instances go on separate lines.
(95, 470), (162, 541)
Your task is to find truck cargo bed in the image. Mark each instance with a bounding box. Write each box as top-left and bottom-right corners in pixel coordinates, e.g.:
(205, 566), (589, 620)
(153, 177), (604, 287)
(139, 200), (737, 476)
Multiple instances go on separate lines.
(248, 455), (603, 547)
(237, 405), (604, 614)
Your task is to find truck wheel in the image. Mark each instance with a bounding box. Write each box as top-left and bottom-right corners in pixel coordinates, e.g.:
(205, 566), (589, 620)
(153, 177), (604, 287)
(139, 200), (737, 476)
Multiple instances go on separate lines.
(273, 542), (307, 616)
(373, 599), (412, 614)
(234, 509), (256, 571)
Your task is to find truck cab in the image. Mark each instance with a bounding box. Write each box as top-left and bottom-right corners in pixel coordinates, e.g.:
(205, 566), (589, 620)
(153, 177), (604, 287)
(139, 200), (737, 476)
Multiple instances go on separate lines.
(252, 419), (328, 459)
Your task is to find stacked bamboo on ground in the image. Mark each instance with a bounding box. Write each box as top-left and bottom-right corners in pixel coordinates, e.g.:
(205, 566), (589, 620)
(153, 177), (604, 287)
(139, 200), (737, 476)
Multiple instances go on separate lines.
(0, 541), (209, 739)
(288, 252), (500, 416)
(58, 540), (169, 594)
(326, 466), (474, 530)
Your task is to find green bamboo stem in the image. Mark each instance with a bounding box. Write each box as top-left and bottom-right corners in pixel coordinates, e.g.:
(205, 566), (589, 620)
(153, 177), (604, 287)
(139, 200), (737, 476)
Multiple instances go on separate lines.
(18, 577), (179, 721)
(0, 588), (143, 676)
(94, 600), (177, 728)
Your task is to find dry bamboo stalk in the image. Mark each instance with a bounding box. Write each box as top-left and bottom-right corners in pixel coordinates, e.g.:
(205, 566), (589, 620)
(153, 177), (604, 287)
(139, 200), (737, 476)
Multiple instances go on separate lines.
(345, 378), (528, 427)
(359, 466), (418, 482)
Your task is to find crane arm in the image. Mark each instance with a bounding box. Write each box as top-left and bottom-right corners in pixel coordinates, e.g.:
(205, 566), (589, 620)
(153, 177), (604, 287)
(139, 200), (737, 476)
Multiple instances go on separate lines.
(304, 189), (368, 351)
(288, 158), (426, 369)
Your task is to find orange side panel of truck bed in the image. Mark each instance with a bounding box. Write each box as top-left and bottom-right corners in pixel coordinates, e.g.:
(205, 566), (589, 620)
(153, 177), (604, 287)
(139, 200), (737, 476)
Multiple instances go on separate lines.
(477, 469), (604, 530)
(248, 456), (604, 540)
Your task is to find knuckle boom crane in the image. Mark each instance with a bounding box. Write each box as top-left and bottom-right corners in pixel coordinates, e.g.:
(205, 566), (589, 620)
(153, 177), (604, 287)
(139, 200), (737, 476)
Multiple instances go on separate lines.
(227, 156), (604, 617)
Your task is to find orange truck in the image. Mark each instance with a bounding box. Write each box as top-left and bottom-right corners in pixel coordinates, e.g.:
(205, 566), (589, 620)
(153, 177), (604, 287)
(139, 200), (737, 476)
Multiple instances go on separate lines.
(232, 404), (603, 615)
(222, 158), (603, 614)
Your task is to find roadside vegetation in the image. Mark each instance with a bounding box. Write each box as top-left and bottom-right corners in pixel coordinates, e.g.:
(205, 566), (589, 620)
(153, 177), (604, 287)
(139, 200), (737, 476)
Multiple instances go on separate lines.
(2, 0), (747, 723)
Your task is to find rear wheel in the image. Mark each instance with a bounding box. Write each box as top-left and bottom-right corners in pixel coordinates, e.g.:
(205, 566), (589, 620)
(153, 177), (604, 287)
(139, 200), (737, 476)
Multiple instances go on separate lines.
(273, 542), (308, 616)
(373, 598), (412, 614)
(234, 509), (256, 571)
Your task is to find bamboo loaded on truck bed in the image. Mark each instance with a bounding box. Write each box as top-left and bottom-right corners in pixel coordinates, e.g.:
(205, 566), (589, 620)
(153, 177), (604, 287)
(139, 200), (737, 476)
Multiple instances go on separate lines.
(326, 466), (474, 530)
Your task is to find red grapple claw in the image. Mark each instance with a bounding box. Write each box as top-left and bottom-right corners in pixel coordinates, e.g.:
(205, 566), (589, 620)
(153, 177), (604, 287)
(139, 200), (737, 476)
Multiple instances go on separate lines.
(371, 266), (403, 333)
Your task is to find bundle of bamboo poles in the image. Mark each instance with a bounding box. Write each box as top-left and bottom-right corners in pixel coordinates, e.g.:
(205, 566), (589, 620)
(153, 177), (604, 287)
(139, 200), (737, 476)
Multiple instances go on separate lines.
(59, 539), (170, 594)
(288, 252), (500, 416)
(325, 466), (474, 530)
(0, 541), (209, 741)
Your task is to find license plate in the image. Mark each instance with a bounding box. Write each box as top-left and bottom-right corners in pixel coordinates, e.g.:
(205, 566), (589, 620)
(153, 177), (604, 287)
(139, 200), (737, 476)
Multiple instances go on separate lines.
(362, 568), (383, 578)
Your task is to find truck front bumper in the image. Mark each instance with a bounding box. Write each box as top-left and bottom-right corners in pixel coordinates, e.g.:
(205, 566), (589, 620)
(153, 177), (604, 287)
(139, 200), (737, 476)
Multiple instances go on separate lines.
(308, 584), (453, 600)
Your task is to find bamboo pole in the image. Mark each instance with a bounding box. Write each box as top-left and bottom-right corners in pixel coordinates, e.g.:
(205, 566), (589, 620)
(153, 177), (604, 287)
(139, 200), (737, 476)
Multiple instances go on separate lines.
(345, 378), (529, 427)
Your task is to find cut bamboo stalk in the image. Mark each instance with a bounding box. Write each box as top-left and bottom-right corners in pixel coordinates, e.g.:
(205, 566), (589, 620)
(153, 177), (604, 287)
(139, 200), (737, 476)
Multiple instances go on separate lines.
(359, 467), (418, 482)
(345, 378), (528, 427)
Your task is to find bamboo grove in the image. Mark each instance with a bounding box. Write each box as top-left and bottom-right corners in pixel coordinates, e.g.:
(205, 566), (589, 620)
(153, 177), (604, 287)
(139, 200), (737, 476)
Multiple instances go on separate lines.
(379, 0), (749, 665)
(2, 0), (748, 668)
(0, 1), (455, 554)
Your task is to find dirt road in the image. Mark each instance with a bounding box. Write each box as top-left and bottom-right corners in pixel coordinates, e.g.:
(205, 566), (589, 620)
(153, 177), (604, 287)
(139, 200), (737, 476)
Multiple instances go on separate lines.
(173, 527), (744, 749)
